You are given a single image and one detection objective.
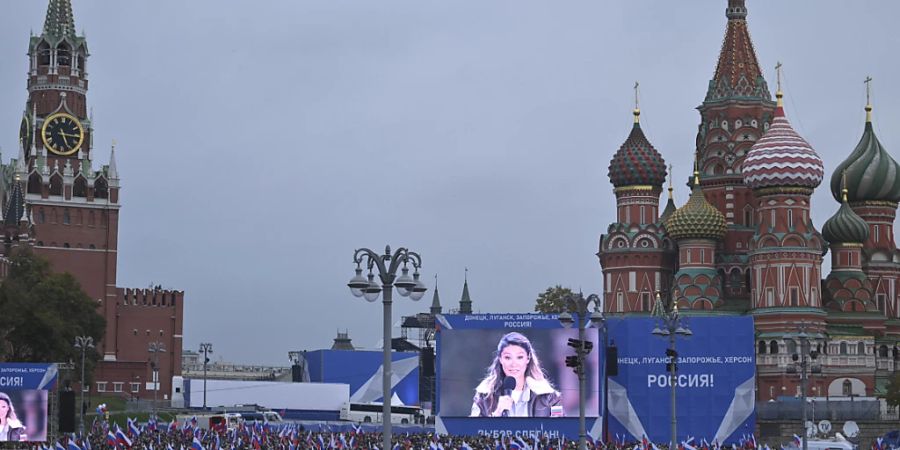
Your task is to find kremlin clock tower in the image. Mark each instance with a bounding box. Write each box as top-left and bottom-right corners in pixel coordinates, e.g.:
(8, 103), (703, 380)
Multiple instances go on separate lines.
(3, 0), (185, 401)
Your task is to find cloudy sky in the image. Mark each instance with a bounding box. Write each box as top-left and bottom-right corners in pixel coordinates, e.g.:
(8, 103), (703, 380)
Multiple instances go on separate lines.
(2, 1), (899, 365)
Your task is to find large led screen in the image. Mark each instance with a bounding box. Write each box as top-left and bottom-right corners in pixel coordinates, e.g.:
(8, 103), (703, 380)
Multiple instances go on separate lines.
(0, 363), (55, 442)
(439, 327), (599, 418)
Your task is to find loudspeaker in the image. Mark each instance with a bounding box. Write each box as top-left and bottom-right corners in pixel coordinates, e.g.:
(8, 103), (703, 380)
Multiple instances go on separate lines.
(59, 391), (76, 433)
(420, 349), (435, 377)
(606, 346), (618, 377)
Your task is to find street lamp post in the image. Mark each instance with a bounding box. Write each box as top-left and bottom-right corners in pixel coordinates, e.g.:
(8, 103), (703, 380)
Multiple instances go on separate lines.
(786, 328), (821, 450)
(558, 292), (604, 450)
(199, 343), (213, 410)
(651, 293), (692, 450)
(347, 246), (427, 450)
(74, 336), (94, 435)
(148, 341), (166, 419)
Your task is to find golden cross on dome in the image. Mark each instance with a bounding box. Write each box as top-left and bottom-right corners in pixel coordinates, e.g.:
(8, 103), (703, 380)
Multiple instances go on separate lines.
(633, 81), (641, 123)
(634, 81), (640, 110)
(775, 61), (783, 92)
(864, 76), (873, 105)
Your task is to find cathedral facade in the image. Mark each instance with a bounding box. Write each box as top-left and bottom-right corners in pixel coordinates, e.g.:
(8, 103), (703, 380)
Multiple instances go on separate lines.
(2, 0), (184, 401)
(599, 0), (900, 399)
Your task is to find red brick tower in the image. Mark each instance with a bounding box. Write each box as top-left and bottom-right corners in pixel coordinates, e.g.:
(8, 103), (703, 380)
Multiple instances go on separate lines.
(828, 97), (900, 394)
(695, 0), (775, 303)
(665, 170), (727, 309)
(830, 101), (900, 324)
(5, 0), (184, 400)
(599, 103), (676, 313)
(822, 182), (874, 312)
(742, 81), (827, 395)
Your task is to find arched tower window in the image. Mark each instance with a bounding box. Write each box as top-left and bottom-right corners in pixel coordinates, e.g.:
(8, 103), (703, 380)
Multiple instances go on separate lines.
(758, 341), (767, 354)
(73, 177), (87, 197)
(57, 42), (71, 66)
(37, 41), (51, 66)
(49, 174), (63, 196)
(840, 342), (848, 355)
(769, 340), (778, 354)
(94, 178), (108, 199)
(857, 342), (865, 355)
(842, 380), (851, 396)
(28, 173), (42, 194)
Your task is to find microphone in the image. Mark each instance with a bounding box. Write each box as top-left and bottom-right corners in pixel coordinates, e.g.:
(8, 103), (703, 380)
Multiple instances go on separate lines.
(500, 376), (516, 417)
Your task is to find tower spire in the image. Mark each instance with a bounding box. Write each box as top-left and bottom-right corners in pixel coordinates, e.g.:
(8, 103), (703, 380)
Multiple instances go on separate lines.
(864, 76), (873, 123)
(430, 274), (442, 316)
(459, 268), (472, 315)
(709, 0), (767, 102)
(43, 0), (76, 39)
(108, 140), (119, 180)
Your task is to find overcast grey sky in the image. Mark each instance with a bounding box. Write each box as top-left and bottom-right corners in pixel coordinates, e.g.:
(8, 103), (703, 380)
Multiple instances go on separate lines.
(2, 1), (899, 365)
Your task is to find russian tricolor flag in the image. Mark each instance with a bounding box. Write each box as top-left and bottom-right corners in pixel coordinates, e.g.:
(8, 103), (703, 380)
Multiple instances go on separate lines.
(191, 437), (205, 450)
(115, 426), (133, 448)
(106, 431), (118, 448)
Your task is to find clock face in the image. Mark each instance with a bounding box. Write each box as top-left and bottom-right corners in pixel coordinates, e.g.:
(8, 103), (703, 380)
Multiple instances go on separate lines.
(19, 114), (32, 154)
(41, 112), (85, 156)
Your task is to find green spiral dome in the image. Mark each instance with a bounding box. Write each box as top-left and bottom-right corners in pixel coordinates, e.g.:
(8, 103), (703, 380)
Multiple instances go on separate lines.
(822, 193), (869, 244)
(666, 177), (727, 241)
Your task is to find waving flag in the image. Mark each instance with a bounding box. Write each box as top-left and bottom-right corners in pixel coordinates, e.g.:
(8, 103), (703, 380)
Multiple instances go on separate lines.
(793, 435), (802, 447)
(115, 426), (133, 448)
(55, 441), (66, 450)
(191, 437), (204, 450)
(127, 418), (140, 437)
(106, 431), (117, 447)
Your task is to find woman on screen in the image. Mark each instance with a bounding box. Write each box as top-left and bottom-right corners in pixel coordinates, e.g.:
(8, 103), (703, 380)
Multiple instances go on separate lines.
(470, 331), (562, 417)
(0, 392), (26, 442)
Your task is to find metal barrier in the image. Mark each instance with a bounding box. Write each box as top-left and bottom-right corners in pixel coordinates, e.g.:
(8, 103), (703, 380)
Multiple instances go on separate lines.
(757, 399), (881, 421)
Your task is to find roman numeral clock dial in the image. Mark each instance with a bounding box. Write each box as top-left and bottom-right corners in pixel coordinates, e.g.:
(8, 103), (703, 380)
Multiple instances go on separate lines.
(41, 112), (85, 156)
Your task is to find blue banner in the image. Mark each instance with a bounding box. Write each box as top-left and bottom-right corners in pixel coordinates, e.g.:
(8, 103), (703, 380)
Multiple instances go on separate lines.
(606, 316), (755, 445)
(0, 363), (58, 390)
(0, 363), (56, 442)
(306, 350), (419, 405)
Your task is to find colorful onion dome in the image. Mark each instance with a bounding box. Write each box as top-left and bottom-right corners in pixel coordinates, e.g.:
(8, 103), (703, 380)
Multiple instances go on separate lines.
(742, 91), (824, 190)
(822, 188), (869, 244)
(666, 173), (727, 241)
(608, 109), (667, 188)
(829, 105), (900, 203)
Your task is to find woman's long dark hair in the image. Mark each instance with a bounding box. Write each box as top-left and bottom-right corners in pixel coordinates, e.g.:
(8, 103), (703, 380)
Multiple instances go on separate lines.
(0, 392), (20, 425)
(476, 332), (550, 414)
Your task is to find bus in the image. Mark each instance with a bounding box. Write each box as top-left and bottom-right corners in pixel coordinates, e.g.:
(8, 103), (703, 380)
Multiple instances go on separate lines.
(345, 403), (425, 425)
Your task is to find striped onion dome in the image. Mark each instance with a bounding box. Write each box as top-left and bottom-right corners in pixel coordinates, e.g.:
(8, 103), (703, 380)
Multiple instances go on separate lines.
(608, 109), (667, 188)
(829, 106), (900, 203)
(666, 174), (727, 241)
(742, 92), (824, 190)
(822, 189), (869, 244)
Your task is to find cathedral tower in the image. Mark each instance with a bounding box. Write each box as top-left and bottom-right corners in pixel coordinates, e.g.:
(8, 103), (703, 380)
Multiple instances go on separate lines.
(695, 0), (775, 303)
(742, 80), (825, 332)
(599, 103), (675, 313)
(666, 170), (727, 309)
(830, 99), (900, 321)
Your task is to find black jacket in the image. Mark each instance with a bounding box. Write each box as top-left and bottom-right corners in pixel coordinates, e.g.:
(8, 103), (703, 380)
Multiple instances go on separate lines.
(470, 377), (563, 417)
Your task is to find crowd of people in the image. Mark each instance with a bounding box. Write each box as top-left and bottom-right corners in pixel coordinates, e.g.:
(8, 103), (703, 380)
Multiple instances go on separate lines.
(27, 417), (779, 450)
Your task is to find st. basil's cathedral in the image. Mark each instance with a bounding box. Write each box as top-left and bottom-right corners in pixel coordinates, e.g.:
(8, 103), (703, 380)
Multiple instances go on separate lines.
(599, 0), (900, 399)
